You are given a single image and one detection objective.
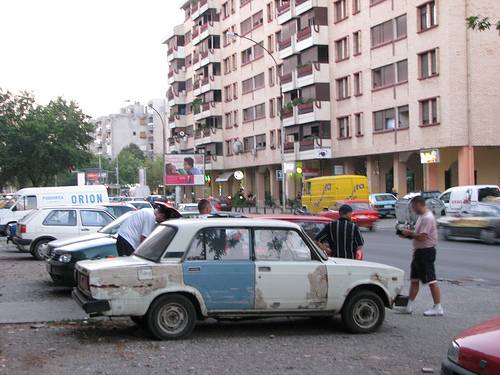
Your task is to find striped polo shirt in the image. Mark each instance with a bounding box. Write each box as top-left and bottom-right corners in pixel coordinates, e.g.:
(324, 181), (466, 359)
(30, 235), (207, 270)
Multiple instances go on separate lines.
(315, 218), (364, 259)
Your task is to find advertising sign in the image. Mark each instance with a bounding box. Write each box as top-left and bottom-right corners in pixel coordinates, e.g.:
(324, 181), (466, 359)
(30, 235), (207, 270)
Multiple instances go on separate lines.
(164, 154), (205, 186)
(420, 149), (440, 164)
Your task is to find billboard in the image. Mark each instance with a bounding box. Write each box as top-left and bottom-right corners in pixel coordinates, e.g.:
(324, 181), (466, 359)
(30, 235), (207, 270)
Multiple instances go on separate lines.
(420, 149), (440, 164)
(164, 154), (205, 186)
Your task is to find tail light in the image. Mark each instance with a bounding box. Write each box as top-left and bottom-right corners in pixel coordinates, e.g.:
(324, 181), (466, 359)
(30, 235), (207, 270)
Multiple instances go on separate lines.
(20, 224), (27, 234)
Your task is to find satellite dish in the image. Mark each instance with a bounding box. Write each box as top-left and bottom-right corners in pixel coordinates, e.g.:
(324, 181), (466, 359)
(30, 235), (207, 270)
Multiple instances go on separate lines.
(179, 130), (186, 138)
(234, 170), (244, 180)
(232, 140), (243, 155)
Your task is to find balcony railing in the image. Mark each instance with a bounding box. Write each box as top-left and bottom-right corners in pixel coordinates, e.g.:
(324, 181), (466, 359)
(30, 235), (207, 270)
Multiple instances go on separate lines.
(296, 26), (312, 42)
(298, 102), (314, 115)
(284, 141), (295, 153)
(278, 38), (292, 50)
(297, 63), (314, 78)
(277, 1), (291, 15)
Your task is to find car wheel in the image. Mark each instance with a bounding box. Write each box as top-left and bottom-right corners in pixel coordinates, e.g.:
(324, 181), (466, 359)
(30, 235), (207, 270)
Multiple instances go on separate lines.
(32, 239), (52, 260)
(479, 229), (496, 245)
(146, 294), (196, 340)
(341, 290), (385, 334)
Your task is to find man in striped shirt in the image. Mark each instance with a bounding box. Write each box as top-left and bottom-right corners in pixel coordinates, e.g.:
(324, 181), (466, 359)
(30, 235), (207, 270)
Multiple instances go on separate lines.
(315, 205), (364, 259)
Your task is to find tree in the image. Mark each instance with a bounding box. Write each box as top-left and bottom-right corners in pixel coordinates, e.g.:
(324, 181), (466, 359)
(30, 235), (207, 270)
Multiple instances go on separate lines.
(116, 144), (145, 185)
(466, 16), (500, 32)
(0, 89), (94, 187)
(145, 156), (164, 191)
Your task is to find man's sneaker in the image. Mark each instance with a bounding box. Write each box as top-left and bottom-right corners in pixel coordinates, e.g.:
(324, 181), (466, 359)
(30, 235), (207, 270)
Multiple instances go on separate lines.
(398, 302), (413, 314)
(424, 304), (444, 316)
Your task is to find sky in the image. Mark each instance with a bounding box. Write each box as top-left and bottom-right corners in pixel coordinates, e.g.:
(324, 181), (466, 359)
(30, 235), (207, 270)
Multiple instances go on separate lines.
(0, 0), (184, 117)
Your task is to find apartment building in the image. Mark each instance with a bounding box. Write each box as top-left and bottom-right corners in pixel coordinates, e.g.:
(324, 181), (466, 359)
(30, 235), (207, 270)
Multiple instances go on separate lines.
(165, 0), (500, 204)
(92, 100), (166, 159)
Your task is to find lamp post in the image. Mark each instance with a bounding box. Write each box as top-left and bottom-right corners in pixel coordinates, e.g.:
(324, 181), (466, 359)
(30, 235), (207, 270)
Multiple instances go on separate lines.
(227, 31), (287, 209)
(148, 103), (167, 196)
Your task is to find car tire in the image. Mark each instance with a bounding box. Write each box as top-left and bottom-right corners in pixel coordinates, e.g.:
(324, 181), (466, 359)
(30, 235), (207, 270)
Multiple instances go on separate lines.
(479, 229), (497, 245)
(31, 238), (53, 260)
(146, 294), (196, 340)
(341, 290), (385, 334)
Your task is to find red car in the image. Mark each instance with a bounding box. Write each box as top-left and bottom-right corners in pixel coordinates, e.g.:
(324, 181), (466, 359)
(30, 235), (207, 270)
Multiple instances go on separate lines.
(319, 200), (380, 230)
(442, 316), (500, 375)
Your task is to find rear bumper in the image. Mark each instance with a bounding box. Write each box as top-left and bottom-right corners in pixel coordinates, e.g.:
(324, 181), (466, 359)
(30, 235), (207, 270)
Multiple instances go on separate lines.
(354, 220), (377, 228)
(394, 294), (409, 307)
(13, 236), (31, 251)
(441, 357), (476, 375)
(46, 261), (76, 286)
(72, 288), (110, 315)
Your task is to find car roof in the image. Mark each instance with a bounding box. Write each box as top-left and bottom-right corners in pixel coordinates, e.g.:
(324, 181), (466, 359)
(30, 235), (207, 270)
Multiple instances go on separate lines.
(40, 205), (108, 210)
(249, 214), (333, 222)
(161, 218), (302, 229)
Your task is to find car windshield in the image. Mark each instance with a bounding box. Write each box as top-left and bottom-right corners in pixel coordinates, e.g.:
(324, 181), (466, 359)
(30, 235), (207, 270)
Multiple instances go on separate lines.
(179, 204), (198, 212)
(349, 203), (370, 210)
(130, 202), (150, 209)
(98, 212), (134, 234)
(421, 191), (441, 199)
(135, 225), (177, 262)
(296, 221), (328, 239)
(1, 196), (18, 209)
(374, 195), (395, 202)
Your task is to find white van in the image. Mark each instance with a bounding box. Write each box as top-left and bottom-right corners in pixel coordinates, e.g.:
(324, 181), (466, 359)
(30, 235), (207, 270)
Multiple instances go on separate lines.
(439, 185), (500, 215)
(0, 185), (109, 236)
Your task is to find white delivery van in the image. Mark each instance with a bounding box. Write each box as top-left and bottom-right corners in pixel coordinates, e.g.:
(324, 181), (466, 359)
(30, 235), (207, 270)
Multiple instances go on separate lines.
(439, 185), (500, 215)
(0, 185), (109, 236)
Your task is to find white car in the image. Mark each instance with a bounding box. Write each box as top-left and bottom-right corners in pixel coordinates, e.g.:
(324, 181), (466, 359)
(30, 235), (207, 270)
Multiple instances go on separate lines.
(14, 206), (115, 260)
(73, 218), (406, 340)
(128, 201), (153, 210)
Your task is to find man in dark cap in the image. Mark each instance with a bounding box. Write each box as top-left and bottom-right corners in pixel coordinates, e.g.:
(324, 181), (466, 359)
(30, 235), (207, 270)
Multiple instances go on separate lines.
(315, 204), (364, 259)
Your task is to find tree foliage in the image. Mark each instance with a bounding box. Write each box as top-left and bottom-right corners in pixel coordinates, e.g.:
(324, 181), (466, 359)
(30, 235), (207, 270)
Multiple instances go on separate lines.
(466, 15), (500, 31)
(116, 144), (145, 185)
(0, 89), (94, 188)
(145, 156), (164, 189)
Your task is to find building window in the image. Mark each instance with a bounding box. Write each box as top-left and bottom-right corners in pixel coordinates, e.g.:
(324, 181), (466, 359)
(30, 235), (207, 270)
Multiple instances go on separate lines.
(243, 136), (254, 152)
(353, 0), (361, 14)
(224, 85), (232, 101)
(373, 108), (396, 131)
(268, 67), (275, 86)
(336, 76), (350, 100)
(371, 14), (407, 48)
(398, 105), (409, 129)
(225, 112), (233, 129)
(240, 16), (252, 35)
(233, 110), (239, 126)
(255, 134), (266, 149)
(226, 140), (233, 156)
(222, 2), (230, 18)
(354, 113), (363, 136)
(267, 2), (273, 22)
(242, 72), (265, 94)
(418, 1), (437, 32)
(353, 72), (362, 96)
(269, 98), (276, 117)
(396, 59), (408, 82)
(241, 42), (264, 65)
(224, 57), (231, 74)
(419, 48), (438, 79)
(338, 116), (350, 138)
(243, 103), (266, 122)
(420, 97), (439, 126)
(232, 53), (237, 70)
(372, 63), (394, 89)
(335, 36), (349, 61)
(233, 82), (238, 99)
(270, 129), (276, 147)
(267, 34), (274, 53)
(396, 14), (407, 39)
(353, 30), (361, 55)
(252, 10), (263, 28)
(334, 0), (348, 22)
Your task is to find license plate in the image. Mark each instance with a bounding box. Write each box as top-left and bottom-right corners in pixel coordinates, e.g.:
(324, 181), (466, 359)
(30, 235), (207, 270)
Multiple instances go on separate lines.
(384, 205), (392, 208)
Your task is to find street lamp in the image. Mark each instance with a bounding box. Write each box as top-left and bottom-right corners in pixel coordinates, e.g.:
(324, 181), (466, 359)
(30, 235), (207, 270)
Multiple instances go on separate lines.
(227, 31), (287, 209)
(148, 103), (167, 196)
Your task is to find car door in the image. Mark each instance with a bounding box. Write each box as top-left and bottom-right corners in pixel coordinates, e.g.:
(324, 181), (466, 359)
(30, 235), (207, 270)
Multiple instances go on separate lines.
(79, 210), (114, 235)
(182, 227), (255, 311)
(41, 209), (78, 239)
(254, 228), (327, 310)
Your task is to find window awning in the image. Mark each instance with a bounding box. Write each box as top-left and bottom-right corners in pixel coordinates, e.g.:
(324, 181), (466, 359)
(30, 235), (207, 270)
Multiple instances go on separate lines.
(215, 171), (234, 182)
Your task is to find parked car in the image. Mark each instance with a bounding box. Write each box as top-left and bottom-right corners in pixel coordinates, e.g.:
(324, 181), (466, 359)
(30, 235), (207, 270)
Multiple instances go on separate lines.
(102, 203), (136, 218)
(46, 211), (135, 258)
(128, 201), (153, 210)
(369, 193), (398, 217)
(13, 206), (115, 260)
(437, 203), (500, 244)
(439, 185), (500, 215)
(320, 200), (380, 230)
(72, 218), (406, 340)
(250, 214), (332, 238)
(442, 316), (500, 375)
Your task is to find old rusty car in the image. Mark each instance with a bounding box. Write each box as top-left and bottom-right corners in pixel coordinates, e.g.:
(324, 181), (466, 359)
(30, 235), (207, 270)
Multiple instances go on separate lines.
(72, 218), (405, 340)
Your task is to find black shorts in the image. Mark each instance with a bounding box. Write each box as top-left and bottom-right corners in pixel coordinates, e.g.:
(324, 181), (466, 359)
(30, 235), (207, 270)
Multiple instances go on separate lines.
(116, 235), (135, 257)
(410, 247), (437, 284)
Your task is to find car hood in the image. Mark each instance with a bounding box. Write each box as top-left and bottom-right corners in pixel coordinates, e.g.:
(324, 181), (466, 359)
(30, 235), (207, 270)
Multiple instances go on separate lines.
(56, 236), (116, 252)
(327, 257), (402, 272)
(76, 255), (154, 272)
(455, 316), (500, 359)
(50, 233), (107, 248)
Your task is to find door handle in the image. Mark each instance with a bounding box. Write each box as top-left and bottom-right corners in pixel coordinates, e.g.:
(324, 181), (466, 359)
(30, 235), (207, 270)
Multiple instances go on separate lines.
(81, 228), (90, 232)
(188, 266), (201, 272)
(258, 266), (271, 272)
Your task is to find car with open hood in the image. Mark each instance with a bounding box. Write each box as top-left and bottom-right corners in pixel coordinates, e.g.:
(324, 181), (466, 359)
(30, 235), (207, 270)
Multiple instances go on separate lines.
(72, 218), (405, 340)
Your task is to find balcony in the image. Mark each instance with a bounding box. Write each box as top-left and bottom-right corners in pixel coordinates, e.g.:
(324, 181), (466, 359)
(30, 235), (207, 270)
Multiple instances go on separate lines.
(295, 25), (328, 53)
(193, 75), (221, 96)
(283, 138), (332, 161)
(193, 49), (219, 71)
(168, 113), (187, 129)
(168, 90), (187, 106)
(281, 63), (329, 92)
(192, 21), (219, 46)
(278, 37), (295, 60)
(295, 0), (330, 16)
(281, 100), (330, 126)
(194, 128), (223, 146)
(277, 1), (294, 24)
(168, 67), (186, 85)
(194, 102), (222, 121)
(167, 46), (185, 62)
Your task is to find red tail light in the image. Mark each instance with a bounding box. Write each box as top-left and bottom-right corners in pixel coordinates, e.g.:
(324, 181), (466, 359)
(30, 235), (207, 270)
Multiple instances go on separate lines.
(20, 225), (27, 234)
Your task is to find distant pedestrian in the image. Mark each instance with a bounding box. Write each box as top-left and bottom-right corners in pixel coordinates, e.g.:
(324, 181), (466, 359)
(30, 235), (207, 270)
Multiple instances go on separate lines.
(315, 204), (364, 259)
(391, 188), (399, 198)
(116, 204), (180, 256)
(400, 196), (443, 316)
(198, 198), (212, 218)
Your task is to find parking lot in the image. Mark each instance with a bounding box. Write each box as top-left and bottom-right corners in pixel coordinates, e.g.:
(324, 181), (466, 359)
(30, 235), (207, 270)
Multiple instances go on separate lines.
(1, 220), (499, 374)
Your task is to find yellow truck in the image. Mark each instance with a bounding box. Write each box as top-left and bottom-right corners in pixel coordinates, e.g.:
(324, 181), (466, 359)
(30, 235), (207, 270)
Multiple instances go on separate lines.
(302, 175), (370, 213)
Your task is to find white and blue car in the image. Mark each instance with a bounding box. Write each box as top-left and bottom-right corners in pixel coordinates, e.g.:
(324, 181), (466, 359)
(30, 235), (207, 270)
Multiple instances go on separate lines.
(73, 218), (406, 339)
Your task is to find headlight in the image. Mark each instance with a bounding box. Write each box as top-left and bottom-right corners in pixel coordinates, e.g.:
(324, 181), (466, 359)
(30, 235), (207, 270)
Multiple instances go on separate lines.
(58, 254), (72, 263)
(447, 340), (460, 364)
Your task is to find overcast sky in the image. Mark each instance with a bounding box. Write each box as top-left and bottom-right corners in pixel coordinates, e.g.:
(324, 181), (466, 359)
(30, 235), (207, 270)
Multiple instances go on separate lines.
(0, 0), (184, 117)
